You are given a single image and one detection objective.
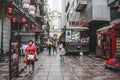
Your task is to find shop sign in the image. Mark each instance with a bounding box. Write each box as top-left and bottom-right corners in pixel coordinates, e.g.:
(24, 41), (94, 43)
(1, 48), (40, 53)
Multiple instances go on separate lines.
(69, 21), (88, 26)
(66, 30), (71, 42)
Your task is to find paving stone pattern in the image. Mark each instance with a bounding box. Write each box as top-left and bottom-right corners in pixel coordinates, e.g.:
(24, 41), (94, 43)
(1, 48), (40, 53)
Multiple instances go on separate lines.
(28, 51), (120, 80)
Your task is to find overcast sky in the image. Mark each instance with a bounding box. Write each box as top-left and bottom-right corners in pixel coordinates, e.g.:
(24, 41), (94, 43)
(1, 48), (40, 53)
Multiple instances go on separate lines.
(47, 0), (62, 12)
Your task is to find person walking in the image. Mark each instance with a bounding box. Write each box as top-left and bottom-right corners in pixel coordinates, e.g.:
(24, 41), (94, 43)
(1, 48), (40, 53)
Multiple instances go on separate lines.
(58, 44), (65, 62)
(47, 40), (52, 56)
(53, 39), (58, 55)
(24, 40), (38, 75)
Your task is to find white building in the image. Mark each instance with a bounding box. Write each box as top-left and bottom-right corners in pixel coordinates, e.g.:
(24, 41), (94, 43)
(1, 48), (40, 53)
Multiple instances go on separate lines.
(62, 0), (66, 28)
(49, 11), (62, 39)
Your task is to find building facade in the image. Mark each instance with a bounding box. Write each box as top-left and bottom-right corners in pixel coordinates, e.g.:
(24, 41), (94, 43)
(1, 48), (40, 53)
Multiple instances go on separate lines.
(0, 0), (48, 57)
(65, 0), (111, 53)
(62, 0), (66, 29)
(49, 11), (62, 39)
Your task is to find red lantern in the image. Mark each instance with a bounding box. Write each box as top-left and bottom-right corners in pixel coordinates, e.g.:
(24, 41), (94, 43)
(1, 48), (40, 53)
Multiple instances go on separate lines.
(7, 7), (13, 15)
(31, 24), (35, 31)
(21, 18), (26, 23)
(24, 24), (28, 29)
(118, 5), (120, 12)
(12, 18), (16, 23)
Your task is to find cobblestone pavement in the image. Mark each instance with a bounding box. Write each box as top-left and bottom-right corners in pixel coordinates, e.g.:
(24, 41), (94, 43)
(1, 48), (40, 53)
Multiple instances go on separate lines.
(17, 50), (120, 80)
(0, 57), (25, 80)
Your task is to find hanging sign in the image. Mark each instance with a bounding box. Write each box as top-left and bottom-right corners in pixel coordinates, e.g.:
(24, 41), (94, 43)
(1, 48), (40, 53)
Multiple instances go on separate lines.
(22, 0), (30, 9)
(28, 5), (36, 15)
(66, 30), (71, 42)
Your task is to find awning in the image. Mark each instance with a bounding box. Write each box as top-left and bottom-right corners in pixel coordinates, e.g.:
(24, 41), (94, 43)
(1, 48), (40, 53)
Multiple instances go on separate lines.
(66, 27), (89, 31)
(97, 25), (114, 32)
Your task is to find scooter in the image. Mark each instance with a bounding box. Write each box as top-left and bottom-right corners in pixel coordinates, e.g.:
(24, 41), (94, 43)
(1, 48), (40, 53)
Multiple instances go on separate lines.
(104, 54), (120, 71)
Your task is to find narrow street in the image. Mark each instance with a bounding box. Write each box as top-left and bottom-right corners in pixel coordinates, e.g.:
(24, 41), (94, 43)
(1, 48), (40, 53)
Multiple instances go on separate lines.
(1, 0), (120, 80)
(17, 50), (120, 80)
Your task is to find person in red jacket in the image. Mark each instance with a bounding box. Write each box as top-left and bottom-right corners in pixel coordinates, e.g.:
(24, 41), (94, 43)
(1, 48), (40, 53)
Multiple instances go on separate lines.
(25, 40), (38, 75)
(53, 39), (58, 55)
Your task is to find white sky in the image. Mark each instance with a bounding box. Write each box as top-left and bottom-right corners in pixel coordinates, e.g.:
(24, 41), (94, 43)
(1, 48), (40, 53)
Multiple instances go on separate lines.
(47, 0), (62, 12)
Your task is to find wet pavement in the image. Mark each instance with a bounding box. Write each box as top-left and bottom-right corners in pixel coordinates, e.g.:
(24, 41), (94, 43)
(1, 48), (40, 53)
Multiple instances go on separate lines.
(17, 50), (120, 80)
(0, 57), (25, 80)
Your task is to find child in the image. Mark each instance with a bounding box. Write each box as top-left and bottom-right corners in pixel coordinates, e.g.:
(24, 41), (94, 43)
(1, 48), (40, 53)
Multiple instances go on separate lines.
(58, 44), (65, 62)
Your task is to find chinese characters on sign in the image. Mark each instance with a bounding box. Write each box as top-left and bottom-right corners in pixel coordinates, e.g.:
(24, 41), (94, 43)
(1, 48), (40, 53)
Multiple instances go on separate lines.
(69, 21), (88, 26)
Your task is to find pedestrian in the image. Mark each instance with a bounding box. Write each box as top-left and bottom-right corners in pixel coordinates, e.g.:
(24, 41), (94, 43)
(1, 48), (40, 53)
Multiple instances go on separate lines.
(47, 40), (52, 56)
(24, 40), (38, 75)
(53, 39), (58, 55)
(58, 44), (65, 62)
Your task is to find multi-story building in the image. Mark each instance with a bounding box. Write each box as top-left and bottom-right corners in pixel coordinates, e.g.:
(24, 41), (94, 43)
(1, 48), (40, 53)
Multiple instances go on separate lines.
(66, 0), (110, 53)
(49, 11), (62, 39)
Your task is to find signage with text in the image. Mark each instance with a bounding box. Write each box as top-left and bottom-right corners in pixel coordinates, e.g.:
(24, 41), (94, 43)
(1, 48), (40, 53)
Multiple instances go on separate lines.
(69, 21), (88, 26)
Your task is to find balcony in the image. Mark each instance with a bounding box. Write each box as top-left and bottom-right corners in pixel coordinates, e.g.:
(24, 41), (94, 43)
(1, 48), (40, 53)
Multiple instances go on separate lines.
(76, 0), (87, 12)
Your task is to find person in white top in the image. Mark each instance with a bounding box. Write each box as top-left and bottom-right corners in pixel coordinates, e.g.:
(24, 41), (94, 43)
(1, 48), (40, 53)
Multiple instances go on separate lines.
(58, 44), (66, 62)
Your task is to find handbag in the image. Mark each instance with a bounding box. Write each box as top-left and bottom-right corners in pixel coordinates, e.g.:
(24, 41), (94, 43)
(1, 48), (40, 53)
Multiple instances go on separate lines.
(28, 54), (35, 60)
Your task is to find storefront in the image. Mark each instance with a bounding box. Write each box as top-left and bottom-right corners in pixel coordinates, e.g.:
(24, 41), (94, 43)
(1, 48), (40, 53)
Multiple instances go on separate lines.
(65, 27), (89, 54)
(96, 24), (120, 59)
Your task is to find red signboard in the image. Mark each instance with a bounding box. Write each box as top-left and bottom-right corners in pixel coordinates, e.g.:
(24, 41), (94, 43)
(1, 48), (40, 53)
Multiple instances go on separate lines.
(69, 21), (88, 26)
